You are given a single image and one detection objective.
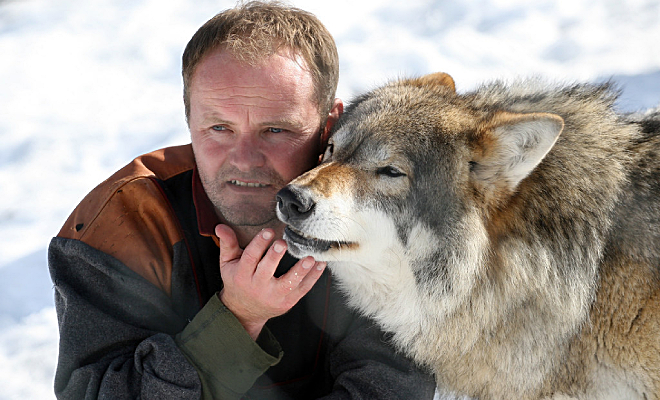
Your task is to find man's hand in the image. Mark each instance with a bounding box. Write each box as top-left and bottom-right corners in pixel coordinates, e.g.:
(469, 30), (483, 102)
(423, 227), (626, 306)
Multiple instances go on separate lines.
(215, 224), (327, 340)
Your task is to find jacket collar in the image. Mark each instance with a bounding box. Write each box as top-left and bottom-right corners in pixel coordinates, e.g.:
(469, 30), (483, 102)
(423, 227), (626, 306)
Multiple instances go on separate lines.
(192, 168), (221, 247)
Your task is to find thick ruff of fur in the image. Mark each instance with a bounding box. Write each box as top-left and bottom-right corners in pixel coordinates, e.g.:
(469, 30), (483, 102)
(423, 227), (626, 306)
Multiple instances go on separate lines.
(276, 72), (660, 399)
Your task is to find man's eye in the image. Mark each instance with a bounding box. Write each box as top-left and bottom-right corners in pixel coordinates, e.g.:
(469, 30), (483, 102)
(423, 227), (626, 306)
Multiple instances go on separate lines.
(268, 127), (284, 133)
(211, 125), (227, 132)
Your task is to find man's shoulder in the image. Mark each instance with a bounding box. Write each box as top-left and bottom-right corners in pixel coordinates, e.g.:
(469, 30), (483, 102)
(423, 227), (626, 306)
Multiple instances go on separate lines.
(57, 144), (195, 241)
(130, 144), (196, 183)
(54, 145), (196, 293)
(106, 144), (196, 198)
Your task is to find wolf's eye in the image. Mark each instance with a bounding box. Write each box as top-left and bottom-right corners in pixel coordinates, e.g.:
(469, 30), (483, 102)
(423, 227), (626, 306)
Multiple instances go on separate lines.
(377, 166), (406, 178)
(322, 143), (334, 162)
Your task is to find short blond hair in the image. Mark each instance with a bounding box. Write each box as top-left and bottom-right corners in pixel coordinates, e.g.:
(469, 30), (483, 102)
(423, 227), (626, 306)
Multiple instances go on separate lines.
(182, 1), (339, 122)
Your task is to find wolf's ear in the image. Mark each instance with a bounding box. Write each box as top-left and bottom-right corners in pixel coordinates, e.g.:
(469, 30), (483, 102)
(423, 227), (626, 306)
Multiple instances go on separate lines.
(472, 112), (564, 191)
(409, 72), (456, 92)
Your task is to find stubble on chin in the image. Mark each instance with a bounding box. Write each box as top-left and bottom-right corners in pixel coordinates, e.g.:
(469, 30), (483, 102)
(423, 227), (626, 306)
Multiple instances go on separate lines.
(201, 174), (285, 229)
(215, 197), (279, 227)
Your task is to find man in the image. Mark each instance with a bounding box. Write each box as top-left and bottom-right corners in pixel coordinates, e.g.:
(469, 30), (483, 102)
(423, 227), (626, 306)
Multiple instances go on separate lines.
(48, 2), (436, 399)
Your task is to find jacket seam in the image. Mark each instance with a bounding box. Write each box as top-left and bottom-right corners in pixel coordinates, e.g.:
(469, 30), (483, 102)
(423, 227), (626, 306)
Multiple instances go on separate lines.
(148, 175), (205, 308)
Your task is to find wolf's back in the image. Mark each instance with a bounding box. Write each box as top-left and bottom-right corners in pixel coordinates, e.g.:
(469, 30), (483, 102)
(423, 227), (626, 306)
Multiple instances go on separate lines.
(607, 106), (660, 262)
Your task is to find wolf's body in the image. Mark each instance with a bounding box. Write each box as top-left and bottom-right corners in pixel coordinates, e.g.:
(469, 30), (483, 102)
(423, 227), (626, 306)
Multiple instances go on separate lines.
(276, 73), (660, 399)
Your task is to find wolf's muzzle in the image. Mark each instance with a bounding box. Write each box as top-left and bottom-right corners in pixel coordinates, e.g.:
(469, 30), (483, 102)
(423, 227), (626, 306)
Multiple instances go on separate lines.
(276, 186), (315, 223)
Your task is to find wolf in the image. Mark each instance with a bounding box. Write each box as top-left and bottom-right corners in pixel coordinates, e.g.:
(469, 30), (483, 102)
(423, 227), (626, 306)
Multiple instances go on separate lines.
(275, 72), (660, 399)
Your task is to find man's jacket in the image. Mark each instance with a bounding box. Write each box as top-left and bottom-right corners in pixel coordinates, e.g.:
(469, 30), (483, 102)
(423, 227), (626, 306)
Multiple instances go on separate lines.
(48, 144), (436, 399)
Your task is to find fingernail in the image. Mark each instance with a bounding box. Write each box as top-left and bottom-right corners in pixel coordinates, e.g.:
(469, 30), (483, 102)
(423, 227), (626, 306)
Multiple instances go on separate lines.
(273, 242), (285, 253)
(316, 262), (326, 271)
(302, 259), (314, 269)
(262, 230), (273, 240)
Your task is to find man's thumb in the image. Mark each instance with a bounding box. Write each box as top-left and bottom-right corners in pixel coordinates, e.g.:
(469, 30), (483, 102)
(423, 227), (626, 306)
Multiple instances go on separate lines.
(215, 224), (241, 262)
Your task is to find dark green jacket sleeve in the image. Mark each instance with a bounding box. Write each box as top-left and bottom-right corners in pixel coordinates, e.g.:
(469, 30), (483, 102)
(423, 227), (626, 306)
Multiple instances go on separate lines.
(48, 237), (282, 400)
(175, 294), (282, 399)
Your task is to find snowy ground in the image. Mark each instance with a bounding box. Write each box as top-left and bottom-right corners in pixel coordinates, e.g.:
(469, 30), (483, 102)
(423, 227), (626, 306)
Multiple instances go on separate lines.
(0, 0), (659, 398)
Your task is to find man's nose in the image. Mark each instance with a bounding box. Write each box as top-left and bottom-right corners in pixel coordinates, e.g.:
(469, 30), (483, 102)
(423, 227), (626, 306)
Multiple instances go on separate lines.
(229, 134), (265, 171)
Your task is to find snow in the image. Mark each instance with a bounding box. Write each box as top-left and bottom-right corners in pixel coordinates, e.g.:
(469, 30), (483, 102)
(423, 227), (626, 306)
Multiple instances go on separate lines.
(0, 0), (658, 398)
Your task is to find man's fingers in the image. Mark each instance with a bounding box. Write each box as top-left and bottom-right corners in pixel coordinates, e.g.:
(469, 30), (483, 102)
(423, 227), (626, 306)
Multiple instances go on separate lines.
(279, 257), (326, 295)
(241, 229), (276, 268)
(216, 224), (242, 263)
(254, 239), (287, 281)
(297, 261), (326, 293)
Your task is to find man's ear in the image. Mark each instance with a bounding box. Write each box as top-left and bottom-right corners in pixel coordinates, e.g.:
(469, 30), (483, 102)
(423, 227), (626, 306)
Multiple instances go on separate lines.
(321, 98), (344, 146)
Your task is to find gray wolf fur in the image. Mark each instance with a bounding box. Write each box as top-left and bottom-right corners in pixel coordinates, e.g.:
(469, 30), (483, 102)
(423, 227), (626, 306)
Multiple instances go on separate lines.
(276, 72), (660, 399)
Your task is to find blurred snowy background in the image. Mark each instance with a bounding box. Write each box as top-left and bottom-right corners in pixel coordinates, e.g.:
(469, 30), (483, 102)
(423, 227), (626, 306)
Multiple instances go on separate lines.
(0, 0), (659, 398)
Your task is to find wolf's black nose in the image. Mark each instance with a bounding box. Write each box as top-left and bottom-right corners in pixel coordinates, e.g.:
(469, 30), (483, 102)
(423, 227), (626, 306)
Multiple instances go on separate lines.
(277, 186), (315, 221)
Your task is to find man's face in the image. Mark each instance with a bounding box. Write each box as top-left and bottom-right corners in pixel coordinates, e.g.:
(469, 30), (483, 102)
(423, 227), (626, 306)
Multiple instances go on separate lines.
(189, 47), (326, 230)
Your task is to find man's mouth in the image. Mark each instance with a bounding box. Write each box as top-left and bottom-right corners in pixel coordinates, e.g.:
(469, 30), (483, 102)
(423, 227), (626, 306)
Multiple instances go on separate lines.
(230, 179), (268, 188)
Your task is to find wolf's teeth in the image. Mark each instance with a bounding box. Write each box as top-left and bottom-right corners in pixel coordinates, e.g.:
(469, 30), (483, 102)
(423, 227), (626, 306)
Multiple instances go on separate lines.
(231, 180), (267, 188)
(290, 226), (311, 239)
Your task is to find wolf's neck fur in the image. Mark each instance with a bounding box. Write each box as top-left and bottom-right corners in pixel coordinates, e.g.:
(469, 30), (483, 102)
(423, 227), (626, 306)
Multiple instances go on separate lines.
(330, 225), (602, 398)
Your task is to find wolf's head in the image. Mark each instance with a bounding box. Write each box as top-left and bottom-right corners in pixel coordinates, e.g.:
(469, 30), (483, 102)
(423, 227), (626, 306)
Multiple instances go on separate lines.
(277, 72), (563, 306)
